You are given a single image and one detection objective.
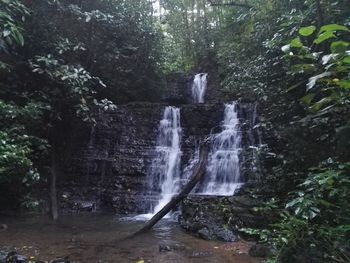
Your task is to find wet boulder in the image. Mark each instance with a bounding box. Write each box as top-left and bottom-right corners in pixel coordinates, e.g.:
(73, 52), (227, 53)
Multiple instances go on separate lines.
(197, 227), (213, 240)
(0, 248), (8, 263)
(5, 252), (28, 263)
(180, 195), (271, 242)
(197, 227), (237, 242)
(214, 228), (237, 242)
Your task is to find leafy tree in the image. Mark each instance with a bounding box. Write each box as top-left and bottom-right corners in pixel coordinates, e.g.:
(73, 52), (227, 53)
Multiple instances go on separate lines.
(0, 0), (29, 70)
(211, 1), (350, 262)
(0, 0), (164, 218)
(160, 0), (222, 72)
(0, 100), (45, 209)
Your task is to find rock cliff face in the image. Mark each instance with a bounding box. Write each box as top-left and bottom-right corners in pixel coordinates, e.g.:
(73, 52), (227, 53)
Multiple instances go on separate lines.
(60, 102), (226, 213)
(59, 73), (266, 242)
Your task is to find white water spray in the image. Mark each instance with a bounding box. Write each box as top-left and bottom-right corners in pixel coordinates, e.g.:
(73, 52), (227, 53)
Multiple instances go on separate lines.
(199, 102), (243, 195)
(192, 73), (208, 103)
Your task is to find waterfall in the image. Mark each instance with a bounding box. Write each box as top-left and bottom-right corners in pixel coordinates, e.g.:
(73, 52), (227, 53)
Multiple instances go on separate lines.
(134, 101), (256, 220)
(144, 106), (182, 217)
(199, 102), (243, 195)
(192, 73), (208, 103)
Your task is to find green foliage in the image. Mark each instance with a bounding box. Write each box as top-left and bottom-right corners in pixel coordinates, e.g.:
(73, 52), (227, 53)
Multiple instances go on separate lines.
(159, 0), (223, 73)
(299, 26), (316, 37)
(0, 130), (33, 183)
(215, 1), (350, 262)
(0, 0), (162, 209)
(283, 23), (349, 110)
(29, 54), (105, 122)
(0, 0), (29, 48)
(272, 163), (350, 262)
(288, 162), (350, 220)
(243, 163), (350, 262)
(23, 0), (163, 104)
(0, 0), (29, 70)
(0, 100), (44, 207)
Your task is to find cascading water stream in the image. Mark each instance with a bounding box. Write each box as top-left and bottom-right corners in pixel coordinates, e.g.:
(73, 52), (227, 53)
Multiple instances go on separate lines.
(152, 106), (182, 213)
(135, 73), (251, 220)
(199, 102), (243, 195)
(192, 73), (208, 103)
(137, 106), (182, 219)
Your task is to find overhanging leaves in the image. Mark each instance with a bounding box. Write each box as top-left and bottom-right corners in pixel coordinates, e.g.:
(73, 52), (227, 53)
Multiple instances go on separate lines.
(299, 26), (316, 37)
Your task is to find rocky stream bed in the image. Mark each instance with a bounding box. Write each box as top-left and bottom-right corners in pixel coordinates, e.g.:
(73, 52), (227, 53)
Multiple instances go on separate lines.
(0, 214), (264, 263)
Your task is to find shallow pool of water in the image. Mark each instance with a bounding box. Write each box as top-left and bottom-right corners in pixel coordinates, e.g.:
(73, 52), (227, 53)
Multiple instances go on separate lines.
(0, 214), (262, 263)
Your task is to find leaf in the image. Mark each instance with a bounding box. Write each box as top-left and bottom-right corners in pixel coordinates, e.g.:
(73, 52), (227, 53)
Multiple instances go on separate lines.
(290, 37), (303, 48)
(338, 80), (350, 89)
(301, 93), (316, 106)
(281, 44), (290, 53)
(17, 32), (24, 46)
(319, 24), (349, 34)
(330, 41), (349, 54)
(286, 197), (301, 208)
(291, 64), (316, 74)
(310, 97), (335, 112)
(3, 30), (11, 37)
(98, 79), (107, 88)
(343, 56), (350, 64)
(307, 72), (332, 90)
(286, 81), (305, 92)
(281, 237), (288, 244)
(309, 210), (318, 219)
(314, 31), (336, 44)
(322, 54), (337, 65)
(299, 26), (316, 37)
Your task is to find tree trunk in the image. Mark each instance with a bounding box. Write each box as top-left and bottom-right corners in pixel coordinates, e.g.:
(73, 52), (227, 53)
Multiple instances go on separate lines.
(134, 139), (209, 234)
(50, 148), (59, 221)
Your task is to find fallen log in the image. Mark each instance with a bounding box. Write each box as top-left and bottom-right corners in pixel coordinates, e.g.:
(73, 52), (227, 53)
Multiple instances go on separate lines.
(135, 139), (209, 234)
